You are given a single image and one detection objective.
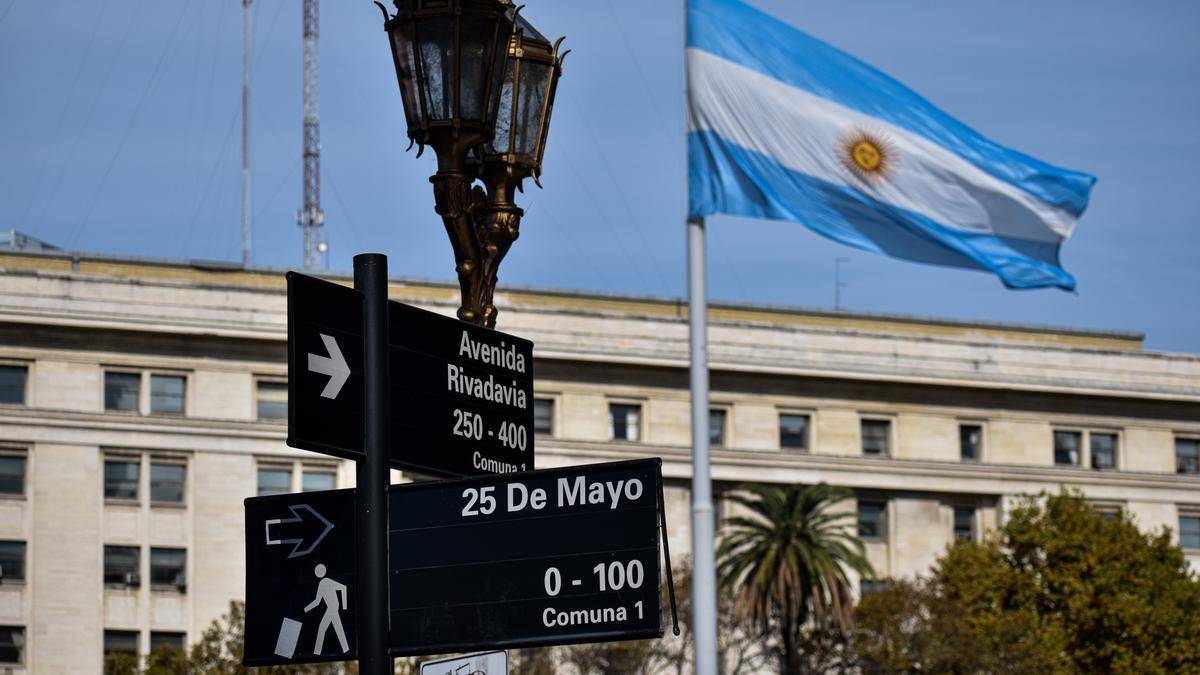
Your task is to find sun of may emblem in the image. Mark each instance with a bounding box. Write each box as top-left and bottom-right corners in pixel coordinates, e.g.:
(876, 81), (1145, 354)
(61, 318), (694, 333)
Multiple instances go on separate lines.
(841, 129), (895, 182)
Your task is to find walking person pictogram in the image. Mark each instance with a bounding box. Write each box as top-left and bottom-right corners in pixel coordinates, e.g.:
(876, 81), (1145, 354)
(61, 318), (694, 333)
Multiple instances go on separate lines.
(304, 563), (349, 655)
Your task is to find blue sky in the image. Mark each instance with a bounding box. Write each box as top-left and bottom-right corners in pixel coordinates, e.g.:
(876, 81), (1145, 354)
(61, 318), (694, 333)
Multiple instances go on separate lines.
(1, 0), (1197, 352)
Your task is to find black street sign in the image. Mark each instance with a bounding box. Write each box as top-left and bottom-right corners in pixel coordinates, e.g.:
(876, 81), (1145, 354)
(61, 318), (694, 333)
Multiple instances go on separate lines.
(287, 272), (365, 461)
(388, 301), (535, 478)
(387, 459), (663, 656)
(286, 272), (534, 477)
(244, 488), (358, 667)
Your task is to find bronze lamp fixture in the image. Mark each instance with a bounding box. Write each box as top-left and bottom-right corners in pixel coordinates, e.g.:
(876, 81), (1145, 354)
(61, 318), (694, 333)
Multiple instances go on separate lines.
(379, 0), (565, 328)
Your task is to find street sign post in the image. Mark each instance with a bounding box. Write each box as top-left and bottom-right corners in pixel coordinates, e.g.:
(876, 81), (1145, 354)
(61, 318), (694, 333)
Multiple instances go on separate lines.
(286, 272), (534, 478)
(244, 488), (358, 667)
(388, 458), (664, 656)
(272, 260), (672, 673)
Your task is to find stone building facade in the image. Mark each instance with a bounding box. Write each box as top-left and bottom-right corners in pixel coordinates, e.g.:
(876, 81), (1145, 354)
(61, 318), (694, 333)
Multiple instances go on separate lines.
(0, 249), (1197, 673)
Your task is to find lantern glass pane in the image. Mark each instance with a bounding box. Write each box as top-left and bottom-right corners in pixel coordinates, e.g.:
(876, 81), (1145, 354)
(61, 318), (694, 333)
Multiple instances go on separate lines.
(389, 25), (421, 127)
(515, 60), (550, 157)
(418, 16), (455, 121)
(489, 59), (516, 154)
(486, 21), (510, 128)
(458, 14), (494, 122)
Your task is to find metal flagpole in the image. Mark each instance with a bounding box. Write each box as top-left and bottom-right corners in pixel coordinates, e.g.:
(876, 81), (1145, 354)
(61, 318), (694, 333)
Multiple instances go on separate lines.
(688, 216), (719, 674)
(684, 0), (719, 669)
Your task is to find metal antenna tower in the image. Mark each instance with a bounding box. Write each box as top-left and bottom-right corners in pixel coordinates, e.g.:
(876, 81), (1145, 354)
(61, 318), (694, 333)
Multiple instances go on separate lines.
(241, 0), (251, 267)
(298, 0), (324, 270)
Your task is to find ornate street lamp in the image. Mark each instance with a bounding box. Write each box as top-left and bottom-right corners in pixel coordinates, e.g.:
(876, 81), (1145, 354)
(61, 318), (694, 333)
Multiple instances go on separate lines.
(380, 0), (565, 328)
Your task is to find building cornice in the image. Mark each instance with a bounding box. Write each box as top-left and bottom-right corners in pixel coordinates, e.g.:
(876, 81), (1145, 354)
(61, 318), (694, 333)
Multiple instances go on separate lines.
(539, 440), (1200, 503)
(1, 254), (1198, 404)
(0, 250), (1147, 348)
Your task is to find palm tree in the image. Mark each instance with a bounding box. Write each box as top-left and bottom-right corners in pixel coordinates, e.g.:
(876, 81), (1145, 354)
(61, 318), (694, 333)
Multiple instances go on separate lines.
(716, 482), (873, 673)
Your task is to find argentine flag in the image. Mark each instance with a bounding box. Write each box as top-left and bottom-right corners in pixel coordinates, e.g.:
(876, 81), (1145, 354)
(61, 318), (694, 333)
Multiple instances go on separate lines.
(687, 0), (1096, 290)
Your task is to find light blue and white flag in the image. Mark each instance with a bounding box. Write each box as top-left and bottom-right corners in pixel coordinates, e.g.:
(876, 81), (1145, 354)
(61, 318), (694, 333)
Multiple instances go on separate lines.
(686, 0), (1096, 290)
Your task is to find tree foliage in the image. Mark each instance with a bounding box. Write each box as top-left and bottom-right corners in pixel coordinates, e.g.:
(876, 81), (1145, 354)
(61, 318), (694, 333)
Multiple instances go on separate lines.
(853, 577), (1064, 674)
(716, 482), (873, 673)
(854, 491), (1200, 674)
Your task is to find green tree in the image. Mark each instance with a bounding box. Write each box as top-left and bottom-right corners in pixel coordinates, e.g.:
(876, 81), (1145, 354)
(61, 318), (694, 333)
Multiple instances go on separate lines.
(853, 577), (1064, 674)
(854, 491), (1200, 674)
(103, 651), (140, 675)
(716, 482), (873, 673)
(144, 641), (191, 675)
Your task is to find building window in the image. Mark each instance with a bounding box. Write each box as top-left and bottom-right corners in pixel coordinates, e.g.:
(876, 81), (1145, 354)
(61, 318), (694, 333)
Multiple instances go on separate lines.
(1054, 430), (1081, 466)
(105, 371), (188, 416)
(1091, 433), (1118, 470)
(257, 467), (291, 497)
(953, 506), (976, 541)
(857, 500), (886, 539)
(959, 424), (982, 461)
(104, 372), (141, 412)
(302, 470), (336, 493)
(779, 413), (810, 452)
(104, 458), (140, 500)
(1181, 516), (1200, 550)
(0, 541), (25, 583)
(861, 419), (891, 456)
(150, 462), (185, 504)
(0, 454), (25, 495)
(104, 545), (140, 587)
(256, 380), (288, 420)
(150, 631), (186, 653)
(0, 365), (27, 405)
(1177, 438), (1199, 475)
(608, 403), (641, 442)
(104, 630), (139, 658)
(533, 398), (554, 435)
(859, 579), (883, 596)
(709, 409), (727, 448)
(150, 547), (186, 591)
(150, 375), (185, 415)
(0, 626), (24, 665)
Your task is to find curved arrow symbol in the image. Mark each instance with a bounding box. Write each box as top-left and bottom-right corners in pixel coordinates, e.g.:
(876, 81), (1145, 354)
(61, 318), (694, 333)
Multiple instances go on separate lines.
(308, 333), (350, 399)
(264, 504), (334, 559)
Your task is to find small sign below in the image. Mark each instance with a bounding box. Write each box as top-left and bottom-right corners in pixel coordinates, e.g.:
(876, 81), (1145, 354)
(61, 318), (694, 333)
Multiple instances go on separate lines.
(420, 651), (508, 675)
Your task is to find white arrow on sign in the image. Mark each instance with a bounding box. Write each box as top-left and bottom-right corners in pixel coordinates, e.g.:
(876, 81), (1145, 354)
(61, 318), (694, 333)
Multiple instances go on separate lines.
(264, 503), (335, 559)
(308, 333), (350, 399)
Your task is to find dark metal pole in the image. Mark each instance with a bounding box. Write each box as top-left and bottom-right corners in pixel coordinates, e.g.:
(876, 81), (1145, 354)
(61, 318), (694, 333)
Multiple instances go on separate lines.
(355, 253), (391, 674)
